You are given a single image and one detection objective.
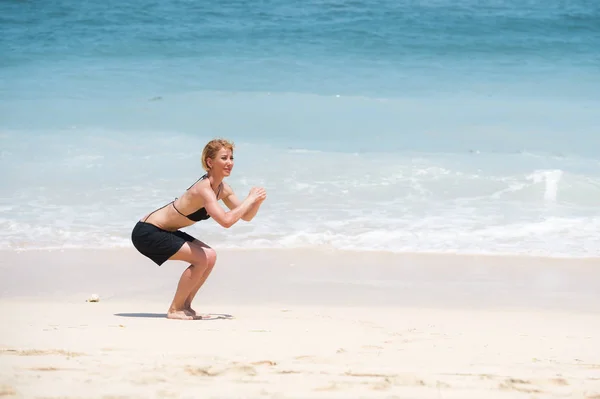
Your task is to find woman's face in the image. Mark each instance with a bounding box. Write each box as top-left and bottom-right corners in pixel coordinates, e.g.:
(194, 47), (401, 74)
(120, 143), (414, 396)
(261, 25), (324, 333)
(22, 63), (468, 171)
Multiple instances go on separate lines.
(209, 147), (234, 176)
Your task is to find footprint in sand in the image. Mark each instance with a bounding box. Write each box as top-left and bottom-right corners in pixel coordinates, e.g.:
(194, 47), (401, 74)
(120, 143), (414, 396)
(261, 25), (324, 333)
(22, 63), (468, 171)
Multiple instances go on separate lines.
(370, 378), (393, 391)
(185, 360), (276, 378)
(0, 385), (16, 396)
(344, 372), (426, 387)
(250, 360), (277, 366)
(314, 382), (345, 392)
(361, 345), (384, 351)
(185, 364), (257, 377)
(0, 348), (85, 357)
(345, 372), (395, 378)
(548, 377), (569, 386)
(499, 378), (542, 394)
(27, 367), (61, 371)
(294, 355), (316, 361)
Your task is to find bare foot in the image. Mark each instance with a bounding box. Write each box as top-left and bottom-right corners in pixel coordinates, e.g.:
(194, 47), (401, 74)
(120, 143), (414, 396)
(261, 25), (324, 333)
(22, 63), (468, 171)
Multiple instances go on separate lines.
(184, 307), (197, 317)
(167, 310), (194, 320)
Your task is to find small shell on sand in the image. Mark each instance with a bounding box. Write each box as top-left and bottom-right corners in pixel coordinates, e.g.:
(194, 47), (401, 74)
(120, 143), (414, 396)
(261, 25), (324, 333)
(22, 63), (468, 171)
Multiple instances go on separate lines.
(86, 294), (100, 302)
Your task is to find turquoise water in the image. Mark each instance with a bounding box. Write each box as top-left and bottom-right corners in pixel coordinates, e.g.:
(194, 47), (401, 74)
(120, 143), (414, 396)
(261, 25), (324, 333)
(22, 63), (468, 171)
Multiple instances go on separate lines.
(1, 0), (599, 256)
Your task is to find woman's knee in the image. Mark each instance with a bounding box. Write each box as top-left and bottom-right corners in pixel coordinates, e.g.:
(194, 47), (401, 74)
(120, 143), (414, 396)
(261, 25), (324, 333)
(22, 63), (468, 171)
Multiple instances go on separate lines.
(204, 248), (217, 267)
(171, 241), (216, 267)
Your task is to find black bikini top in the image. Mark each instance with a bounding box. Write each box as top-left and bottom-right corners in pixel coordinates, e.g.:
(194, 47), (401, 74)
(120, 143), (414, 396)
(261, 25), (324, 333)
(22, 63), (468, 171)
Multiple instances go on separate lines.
(172, 174), (222, 222)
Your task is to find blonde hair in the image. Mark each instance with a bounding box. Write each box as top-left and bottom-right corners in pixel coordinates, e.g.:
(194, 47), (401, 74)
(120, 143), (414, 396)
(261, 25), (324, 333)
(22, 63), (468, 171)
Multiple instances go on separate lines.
(201, 138), (235, 171)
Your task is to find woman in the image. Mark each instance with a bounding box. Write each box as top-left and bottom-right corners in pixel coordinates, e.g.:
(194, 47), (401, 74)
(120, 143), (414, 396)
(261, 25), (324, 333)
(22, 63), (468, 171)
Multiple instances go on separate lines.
(131, 138), (267, 320)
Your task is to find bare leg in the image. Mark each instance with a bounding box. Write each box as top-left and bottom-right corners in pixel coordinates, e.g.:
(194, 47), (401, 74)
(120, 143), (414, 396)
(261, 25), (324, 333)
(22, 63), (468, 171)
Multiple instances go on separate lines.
(166, 242), (212, 320)
(183, 241), (217, 317)
(167, 264), (207, 320)
(184, 261), (215, 316)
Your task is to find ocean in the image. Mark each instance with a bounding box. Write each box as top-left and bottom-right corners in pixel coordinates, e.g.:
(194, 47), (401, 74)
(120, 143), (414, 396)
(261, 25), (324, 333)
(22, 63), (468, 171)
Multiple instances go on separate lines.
(1, 0), (599, 257)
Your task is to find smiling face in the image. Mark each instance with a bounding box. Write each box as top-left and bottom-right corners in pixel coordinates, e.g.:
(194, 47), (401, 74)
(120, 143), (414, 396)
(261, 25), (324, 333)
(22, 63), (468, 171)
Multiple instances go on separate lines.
(201, 138), (235, 176)
(207, 147), (234, 176)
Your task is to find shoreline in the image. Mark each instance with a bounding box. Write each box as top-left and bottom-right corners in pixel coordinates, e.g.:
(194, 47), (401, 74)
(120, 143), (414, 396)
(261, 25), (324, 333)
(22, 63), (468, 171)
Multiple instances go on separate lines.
(6, 245), (600, 260)
(2, 247), (599, 313)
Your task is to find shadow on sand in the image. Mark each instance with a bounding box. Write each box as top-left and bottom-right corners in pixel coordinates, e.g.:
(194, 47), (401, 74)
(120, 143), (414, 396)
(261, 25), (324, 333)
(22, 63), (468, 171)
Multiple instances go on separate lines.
(114, 312), (235, 320)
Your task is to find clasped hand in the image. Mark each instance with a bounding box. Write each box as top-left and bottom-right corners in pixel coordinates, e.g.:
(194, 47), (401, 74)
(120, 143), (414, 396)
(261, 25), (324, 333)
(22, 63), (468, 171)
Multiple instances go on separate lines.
(249, 187), (267, 203)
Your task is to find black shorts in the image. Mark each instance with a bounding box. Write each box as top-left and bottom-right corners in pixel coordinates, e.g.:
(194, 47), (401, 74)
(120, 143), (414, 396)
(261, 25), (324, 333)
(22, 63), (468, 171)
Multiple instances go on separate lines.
(131, 221), (196, 266)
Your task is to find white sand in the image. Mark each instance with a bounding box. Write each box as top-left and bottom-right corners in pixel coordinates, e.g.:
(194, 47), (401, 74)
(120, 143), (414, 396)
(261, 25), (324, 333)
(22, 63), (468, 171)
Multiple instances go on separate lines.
(1, 248), (600, 398)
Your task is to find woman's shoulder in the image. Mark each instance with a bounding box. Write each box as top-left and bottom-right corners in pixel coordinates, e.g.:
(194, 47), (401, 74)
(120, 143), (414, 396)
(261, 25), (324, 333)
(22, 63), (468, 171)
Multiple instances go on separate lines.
(220, 181), (235, 196)
(186, 175), (211, 196)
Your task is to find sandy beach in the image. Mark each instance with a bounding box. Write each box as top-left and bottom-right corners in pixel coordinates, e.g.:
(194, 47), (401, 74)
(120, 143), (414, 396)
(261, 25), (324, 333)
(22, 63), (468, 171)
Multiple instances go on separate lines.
(1, 248), (599, 398)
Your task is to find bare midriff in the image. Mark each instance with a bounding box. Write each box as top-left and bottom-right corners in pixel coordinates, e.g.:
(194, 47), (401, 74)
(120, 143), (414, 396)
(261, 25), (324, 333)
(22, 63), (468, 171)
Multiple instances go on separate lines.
(140, 204), (197, 231)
